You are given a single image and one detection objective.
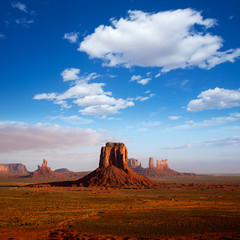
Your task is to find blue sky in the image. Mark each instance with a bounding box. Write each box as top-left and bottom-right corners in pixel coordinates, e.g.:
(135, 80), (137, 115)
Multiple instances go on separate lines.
(0, 0), (240, 173)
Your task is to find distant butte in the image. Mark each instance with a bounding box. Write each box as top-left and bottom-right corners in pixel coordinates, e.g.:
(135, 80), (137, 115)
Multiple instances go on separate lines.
(0, 163), (29, 176)
(26, 159), (60, 178)
(34, 142), (159, 189)
(128, 157), (195, 177)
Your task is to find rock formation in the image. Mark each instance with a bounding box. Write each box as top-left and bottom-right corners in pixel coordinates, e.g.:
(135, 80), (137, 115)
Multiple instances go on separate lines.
(129, 158), (195, 177)
(149, 157), (155, 168)
(54, 168), (71, 173)
(26, 159), (60, 178)
(0, 164), (29, 176)
(160, 159), (168, 168)
(99, 142), (128, 169)
(41, 143), (159, 189)
(128, 158), (139, 168)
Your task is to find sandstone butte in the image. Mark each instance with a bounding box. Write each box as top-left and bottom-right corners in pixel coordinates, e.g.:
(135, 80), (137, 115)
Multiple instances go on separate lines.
(34, 142), (159, 189)
(26, 159), (61, 179)
(128, 157), (195, 177)
(0, 163), (29, 176)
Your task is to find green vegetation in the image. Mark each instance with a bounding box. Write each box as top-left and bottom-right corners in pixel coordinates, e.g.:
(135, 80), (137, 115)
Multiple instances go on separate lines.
(0, 177), (240, 238)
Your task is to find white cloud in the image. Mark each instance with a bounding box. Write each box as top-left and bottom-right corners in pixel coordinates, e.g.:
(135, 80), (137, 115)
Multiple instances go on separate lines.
(138, 78), (151, 85)
(130, 75), (151, 85)
(187, 87), (240, 112)
(63, 32), (79, 43)
(202, 48), (240, 70)
(34, 93), (57, 100)
(130, 75), (141, 81)
(75, 95), (134, 116)
(169, 116), (182, 120)
(0, 121), (107, 153)
(34, 69), (134, 116)
(79, 9), (240, 71)
(168, 112), (240, 130)
(12, 2), (28, 13)
(74, 95), (127, 107)
(162, 136), (240, 150)
(129, 92), (155, 102)
(155, 73), (161, 78)
(49, 115), (93, 125)
(16, 18), (34, 27)
(61, 68), (80, 81)
(134, 95), (152, 101)
(204, 136), (240, 147)
(60, 82), (109, 99)
(79, 101), (134, 116)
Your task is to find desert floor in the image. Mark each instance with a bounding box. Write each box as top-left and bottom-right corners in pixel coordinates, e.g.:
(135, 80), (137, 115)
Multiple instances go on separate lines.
(0, 176), (240, 240)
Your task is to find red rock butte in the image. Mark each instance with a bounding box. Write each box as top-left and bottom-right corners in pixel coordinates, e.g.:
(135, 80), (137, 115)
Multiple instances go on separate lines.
(128, 157), (195, 177)
(26, 159), (60, 178)
(39, 142), (159, 189)
(99, 142), (128, 169)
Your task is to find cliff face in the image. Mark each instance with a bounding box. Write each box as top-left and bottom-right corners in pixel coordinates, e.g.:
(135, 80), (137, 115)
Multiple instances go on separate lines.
(129, 158), (195, 177)
(99, 142), (128, 169)
(149, 157), (155, 168)
(128, 158), (139, 168)
(59, 142), (159, 189)
(0, 164), (29, 176)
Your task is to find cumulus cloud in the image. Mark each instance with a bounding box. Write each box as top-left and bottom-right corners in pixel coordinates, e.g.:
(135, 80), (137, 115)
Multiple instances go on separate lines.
(130, 75), (151, 85)
(63, 32), (79, 43)
(0, 121), (107, 153)
(79, 102), (134, 116)
(74, 95), (134, 116)
(187, 87), (240, 112)
(34, 69), (134, 116)
(12, 2), (28, 13)
(61, 68), (80, 81)
(169, 116), (181, 120)
(78, 9), (240, 71)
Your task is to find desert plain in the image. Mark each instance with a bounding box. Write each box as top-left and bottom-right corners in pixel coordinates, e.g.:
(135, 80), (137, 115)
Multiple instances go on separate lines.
(0, 175), (240, 240)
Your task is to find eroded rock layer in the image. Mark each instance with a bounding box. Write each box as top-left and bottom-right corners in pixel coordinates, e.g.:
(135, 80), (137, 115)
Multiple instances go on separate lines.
(26, 159), (60, 178)
(36, 143), (159, 189)
(128, 158), (195, 177)
(0, 164), (29, 176)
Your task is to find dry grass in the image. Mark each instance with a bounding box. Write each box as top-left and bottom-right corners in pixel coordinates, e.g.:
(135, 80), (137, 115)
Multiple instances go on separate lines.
(0, 176), (240, 239)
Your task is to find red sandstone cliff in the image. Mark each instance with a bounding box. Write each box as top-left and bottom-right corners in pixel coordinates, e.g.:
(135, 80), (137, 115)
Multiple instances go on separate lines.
(0, 163), (29, 176)
(40, 143), (159, 189)
(129, 157), (195, 177)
